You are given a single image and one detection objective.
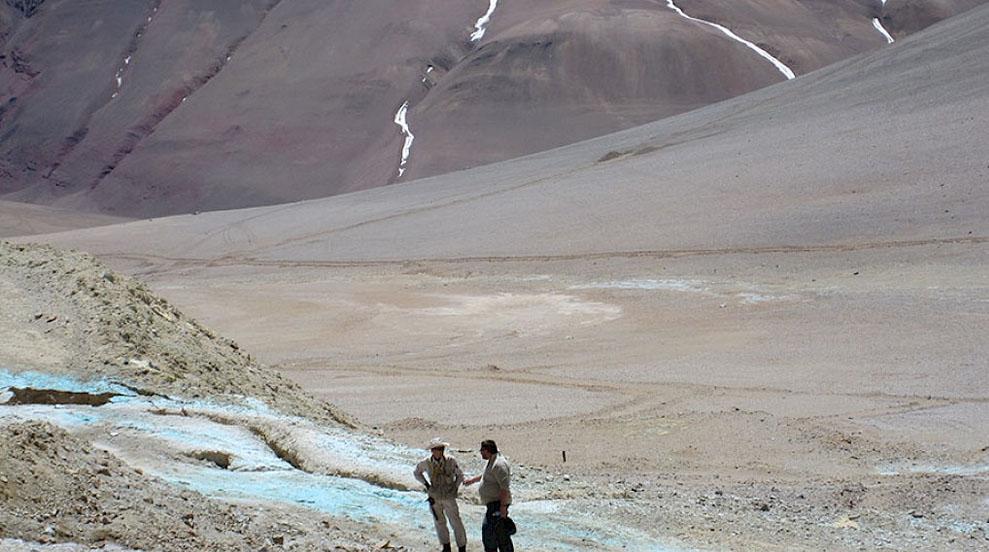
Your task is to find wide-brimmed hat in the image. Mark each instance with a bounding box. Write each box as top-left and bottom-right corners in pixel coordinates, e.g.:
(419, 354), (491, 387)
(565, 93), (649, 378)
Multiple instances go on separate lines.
(427, 437), (450, 450)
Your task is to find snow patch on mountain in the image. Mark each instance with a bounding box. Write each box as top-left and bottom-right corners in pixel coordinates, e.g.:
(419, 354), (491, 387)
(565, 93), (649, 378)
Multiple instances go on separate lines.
(666, 0), (795, 80)
(470, 0), (499, 42)
(393, 101), (415, 177)
(110, 6), (159, 100)
(873, 18), (895, 44)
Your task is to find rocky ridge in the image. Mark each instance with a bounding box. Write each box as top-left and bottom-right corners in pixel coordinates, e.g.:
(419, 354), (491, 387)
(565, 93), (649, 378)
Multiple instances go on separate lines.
(0, 241), (353, 426)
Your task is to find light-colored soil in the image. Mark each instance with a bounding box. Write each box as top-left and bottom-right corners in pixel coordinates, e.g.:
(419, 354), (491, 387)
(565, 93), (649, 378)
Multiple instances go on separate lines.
(0, 201), (129, 239)
(110, 240), (989, 551)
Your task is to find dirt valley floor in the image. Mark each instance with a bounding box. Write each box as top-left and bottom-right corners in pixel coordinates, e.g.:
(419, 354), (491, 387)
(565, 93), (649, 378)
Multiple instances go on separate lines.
(19, 236), (977, 551)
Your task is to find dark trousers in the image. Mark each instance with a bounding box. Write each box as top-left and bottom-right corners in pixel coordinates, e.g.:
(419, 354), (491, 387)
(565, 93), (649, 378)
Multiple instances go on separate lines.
(481, 501), (514, 552)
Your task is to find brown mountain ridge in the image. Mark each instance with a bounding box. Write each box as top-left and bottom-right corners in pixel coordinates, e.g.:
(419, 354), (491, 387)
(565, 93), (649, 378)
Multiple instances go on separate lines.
(1, 0), (984, 219)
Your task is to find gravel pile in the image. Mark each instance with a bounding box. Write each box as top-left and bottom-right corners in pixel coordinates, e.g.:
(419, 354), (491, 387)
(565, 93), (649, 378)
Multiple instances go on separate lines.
(0, 422), (390, 551)
(0, 241), (352, 425)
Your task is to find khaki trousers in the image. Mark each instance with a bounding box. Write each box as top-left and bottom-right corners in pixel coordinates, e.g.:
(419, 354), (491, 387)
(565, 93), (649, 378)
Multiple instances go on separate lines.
(431, 497), (467, 546)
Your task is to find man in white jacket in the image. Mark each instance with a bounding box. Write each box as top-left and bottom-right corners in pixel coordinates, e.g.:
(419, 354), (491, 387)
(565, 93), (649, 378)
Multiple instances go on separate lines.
(413, 438), (467, 552)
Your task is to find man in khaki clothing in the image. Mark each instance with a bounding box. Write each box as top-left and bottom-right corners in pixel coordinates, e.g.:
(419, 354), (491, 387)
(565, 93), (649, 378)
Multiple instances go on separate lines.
(464, 439), (514, 552)
(413, 438), (467, 552)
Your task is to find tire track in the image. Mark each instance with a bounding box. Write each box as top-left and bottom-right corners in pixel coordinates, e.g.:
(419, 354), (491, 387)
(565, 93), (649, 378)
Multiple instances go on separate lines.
(104, 235), (988, 271)
(276, 360), (988, 428)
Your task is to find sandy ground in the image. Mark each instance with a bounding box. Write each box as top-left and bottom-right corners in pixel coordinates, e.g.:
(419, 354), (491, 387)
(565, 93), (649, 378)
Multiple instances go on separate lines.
(106, 238), (989, 550)
(0, 242), (695, 551)
(0, 201), (129, 238)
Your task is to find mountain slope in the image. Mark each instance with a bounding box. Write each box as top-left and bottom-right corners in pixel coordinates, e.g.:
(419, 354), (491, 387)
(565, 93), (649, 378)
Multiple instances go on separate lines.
(0, 0), (276, 197)
(1, 0), (985, 218)
(33, 2), (989, 263)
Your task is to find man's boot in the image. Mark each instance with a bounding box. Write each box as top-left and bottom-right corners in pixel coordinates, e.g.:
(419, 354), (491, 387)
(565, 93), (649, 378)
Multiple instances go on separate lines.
(442, 544), (452, 552)
(458, 546), (467, 552)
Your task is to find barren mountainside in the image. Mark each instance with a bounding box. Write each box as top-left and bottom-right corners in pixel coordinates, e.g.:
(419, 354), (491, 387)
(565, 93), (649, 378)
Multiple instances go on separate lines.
(33, 2), (989, 264)
(0, 0), (985, 218)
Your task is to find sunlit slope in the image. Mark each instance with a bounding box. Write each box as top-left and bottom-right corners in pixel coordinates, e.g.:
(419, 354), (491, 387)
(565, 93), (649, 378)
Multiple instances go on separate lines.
(29, 4), (989, 262)
(3, 1), (985, 219)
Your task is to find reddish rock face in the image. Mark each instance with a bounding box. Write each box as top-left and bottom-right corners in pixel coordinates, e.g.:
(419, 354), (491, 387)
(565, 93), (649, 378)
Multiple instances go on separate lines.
(0, 0), (986, 218)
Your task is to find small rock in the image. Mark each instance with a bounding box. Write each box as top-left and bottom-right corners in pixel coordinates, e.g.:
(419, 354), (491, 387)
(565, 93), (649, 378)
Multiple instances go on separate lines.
(833, 516), (860, 530)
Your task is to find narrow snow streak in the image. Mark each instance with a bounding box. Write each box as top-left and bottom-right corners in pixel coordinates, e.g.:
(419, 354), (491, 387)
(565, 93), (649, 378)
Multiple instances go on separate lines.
(665, 0), (795, 80)
(393, 101), (414, 177)
(111, 6), (159, 100)
(872, 18), (894, 44)
(111, 69), (124, 98)
(470, 0), (499, 42)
